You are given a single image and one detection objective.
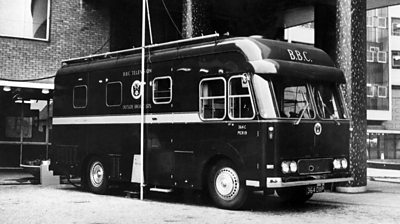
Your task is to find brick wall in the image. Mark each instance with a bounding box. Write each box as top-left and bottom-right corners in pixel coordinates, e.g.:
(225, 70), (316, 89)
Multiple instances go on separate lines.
(0, 0), (110, 83)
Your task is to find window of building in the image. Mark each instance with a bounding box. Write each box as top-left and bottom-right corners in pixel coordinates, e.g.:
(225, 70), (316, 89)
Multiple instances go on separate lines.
(73, 85), (87, 108)
(106, 82), (122, 107)
(153, 77), (172, 104)
(377, 51), (387, 63)
(367, 50), (375, 62)
(367, 84), (375, 98)
(199, 78), (226, 120)
(377, 17), (387, 28)
(370, 46), (379, 51)
(378, 86), (388, 98)
(0, 0), (50, 40)
(392, 18), (400, 36)
(228, 75), (255, 120)
(367, 133), (400, 160)
(367, 16), (374, 27)
(392, 51), (400, 68)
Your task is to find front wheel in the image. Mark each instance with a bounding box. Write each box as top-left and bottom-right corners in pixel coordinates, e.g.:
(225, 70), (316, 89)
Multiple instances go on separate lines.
(208, 160), (248, 209)
(86, 157), (109, 194)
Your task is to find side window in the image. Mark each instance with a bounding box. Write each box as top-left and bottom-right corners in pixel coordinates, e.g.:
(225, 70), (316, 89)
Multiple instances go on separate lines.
(199, 78), (226, 120)
(73, 85), (87, 108)
(228, 75), (255, 119)
(282, 85), (313, 118)
(106, 81), (122, 107)
(153, 76), (172, 104)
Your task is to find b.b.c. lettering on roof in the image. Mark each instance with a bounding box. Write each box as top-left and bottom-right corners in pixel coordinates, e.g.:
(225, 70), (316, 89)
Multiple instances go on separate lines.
(287, 49), (312, 63)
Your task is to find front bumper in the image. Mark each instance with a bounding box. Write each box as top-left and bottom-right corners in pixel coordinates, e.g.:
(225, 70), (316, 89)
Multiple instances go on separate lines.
(266, 176), (353, 188)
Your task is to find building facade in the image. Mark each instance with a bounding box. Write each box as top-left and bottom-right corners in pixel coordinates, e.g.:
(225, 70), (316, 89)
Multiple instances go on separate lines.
(367, 5), (400, 160)
(0, 0), (110, 167)
(0, 0), (110, 80)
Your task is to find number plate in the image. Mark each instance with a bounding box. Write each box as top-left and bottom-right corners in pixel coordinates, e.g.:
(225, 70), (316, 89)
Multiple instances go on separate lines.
(306, 184), (325, 194)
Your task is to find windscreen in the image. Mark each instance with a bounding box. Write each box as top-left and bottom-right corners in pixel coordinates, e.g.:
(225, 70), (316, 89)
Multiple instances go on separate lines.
(310, 82), (347, 119)
(253, 75), (347, 120)
(272, 78), (314, 119)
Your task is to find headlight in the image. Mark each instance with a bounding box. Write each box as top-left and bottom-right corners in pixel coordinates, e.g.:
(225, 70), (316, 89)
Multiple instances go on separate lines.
(341, 158), (348, 169)
(281, 162), (290, 174)
(333, 159), (341, 169)
(333, 158), (348, 170)
(281, 161), (298, 173)
(289, 161), (298, 172)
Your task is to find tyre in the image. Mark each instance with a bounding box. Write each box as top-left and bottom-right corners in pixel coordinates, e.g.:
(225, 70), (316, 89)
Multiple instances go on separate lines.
(208, 159), (248, 209)
(86, 157), (109, 194)
(276, 186), (313, 204)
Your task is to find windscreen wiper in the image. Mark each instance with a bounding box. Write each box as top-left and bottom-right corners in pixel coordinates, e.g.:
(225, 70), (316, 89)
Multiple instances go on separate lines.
(317, 92), (340, 125)
(294, 101), (309, 126)
(294, 92), (310, 125)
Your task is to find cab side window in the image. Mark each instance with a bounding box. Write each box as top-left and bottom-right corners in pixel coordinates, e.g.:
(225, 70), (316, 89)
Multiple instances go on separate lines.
(228, 75), (255, 119)
(199, 78), (226, 120)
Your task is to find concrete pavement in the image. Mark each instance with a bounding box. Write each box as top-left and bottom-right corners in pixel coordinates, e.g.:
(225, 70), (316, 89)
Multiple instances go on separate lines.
(1, 162), (400, 224)
(0, 179), (400, 224)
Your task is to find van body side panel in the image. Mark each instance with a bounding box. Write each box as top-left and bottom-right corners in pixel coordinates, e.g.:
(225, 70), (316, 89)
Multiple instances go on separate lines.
(51, 121), (263, 189)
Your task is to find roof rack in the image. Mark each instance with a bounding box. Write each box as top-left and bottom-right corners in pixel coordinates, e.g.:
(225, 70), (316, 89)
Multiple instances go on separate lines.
(62, 33), (220, 65)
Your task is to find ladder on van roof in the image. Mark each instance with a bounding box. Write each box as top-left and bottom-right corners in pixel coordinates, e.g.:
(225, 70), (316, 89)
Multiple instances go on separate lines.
(62, 33), (220, 66)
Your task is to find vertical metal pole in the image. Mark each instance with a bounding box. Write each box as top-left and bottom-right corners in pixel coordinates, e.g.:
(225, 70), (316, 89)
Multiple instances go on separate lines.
(19, 99), (24, 165)
(140, 0), (146, 201)
(45, 99), (50, 159)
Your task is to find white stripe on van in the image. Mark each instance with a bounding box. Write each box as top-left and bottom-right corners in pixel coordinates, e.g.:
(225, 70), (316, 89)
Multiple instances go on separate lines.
(53, 112), (202, 125)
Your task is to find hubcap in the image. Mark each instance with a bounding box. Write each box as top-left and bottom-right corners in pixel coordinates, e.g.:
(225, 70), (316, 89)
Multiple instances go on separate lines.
(90, 161), (104, 188)
(214, 167), (239, 200)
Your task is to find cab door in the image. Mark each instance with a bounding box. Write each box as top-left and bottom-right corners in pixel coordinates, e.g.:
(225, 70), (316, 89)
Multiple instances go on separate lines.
(273, 81), (317, 159)
(311, 82), (350, 158)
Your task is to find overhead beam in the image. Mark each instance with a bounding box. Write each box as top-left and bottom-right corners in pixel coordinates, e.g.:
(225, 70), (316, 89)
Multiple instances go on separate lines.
(284, 6), (314, 28)
(367, 0), (400, 9)
(285, 0), (400, 28)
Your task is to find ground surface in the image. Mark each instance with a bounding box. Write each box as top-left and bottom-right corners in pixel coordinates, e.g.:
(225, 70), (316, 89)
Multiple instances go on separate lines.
(0, 180), (399, 224)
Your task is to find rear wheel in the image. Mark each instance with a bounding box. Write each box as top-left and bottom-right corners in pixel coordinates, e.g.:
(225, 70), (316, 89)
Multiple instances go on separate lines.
(208, 160), (248, 209)
(86, 157), (109, 194)
(276, 186), (313, 204)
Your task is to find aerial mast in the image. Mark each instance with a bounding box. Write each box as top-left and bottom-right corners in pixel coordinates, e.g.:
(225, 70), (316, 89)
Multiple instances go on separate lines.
(140, 0), (146, 201)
